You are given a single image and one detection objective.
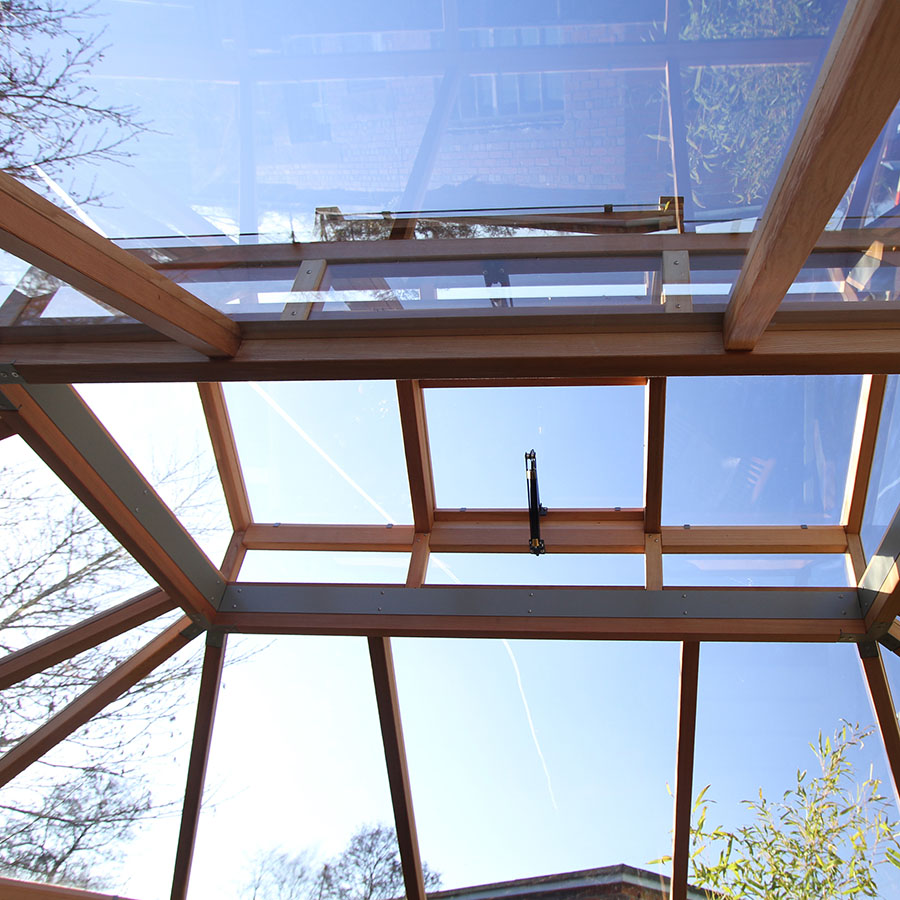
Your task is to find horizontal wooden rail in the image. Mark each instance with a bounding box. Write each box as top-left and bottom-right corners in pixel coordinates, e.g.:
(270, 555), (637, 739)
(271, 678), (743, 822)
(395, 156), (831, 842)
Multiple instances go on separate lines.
(242, 518), (847, 555)
(7, 310), (900, 382)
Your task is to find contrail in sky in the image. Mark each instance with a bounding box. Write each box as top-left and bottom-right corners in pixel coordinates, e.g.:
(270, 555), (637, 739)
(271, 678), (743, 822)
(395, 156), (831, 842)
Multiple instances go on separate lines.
(430, 556), (558, 810)
(248, 382), (558, 809)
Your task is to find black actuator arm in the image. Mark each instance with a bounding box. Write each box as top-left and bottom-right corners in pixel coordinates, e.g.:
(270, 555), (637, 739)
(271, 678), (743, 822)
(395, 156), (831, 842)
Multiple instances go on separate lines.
(525, 449), (547, 555)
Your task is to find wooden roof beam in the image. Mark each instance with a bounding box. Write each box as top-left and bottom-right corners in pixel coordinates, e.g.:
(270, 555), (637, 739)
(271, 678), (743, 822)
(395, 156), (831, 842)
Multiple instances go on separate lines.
(724, 0), (900, 349)
(0, 617), (199, 788)
(0, 171), (240, 357)
(0, 588), (175, 690)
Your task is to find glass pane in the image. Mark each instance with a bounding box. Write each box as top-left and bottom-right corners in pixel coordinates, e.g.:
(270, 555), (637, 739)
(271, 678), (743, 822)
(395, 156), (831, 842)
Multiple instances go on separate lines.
(240, 550), (410, 582)
(225, 381), (413, 525)
(664, 376), (862, 526)
(76, 383), (231, 563)
(395, 638), (678, 888)
(0, 629), (201, 898)
(692, 642), (900, 898)
(862, 375), (900, 562)
(427, 385), (645, 509)
(427, 553), (644, 585)
(191, 635), (395, 897)
(664, 554), (850, 587)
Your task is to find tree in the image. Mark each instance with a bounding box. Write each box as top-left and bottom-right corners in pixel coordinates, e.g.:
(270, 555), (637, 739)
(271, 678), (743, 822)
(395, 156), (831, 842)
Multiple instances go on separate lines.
(245, 824), (442, 900)
(0, 456), (221, 888)
(0, 1), (147, 198)
(658, 724), (900, 899)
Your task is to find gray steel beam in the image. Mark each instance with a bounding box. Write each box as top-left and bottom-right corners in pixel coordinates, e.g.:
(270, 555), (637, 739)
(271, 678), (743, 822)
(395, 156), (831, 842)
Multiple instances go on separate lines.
(221, 583), (858, 620)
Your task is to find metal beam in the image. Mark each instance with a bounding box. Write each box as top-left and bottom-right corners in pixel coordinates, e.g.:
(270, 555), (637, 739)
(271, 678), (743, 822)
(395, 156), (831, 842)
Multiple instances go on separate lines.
(213, 584), (863, 642)
(670, 641), (700, 900)
(0, 376), (226, 623)
(0, 588), (175, 690)
(0, 172), (240, 357)
(0, 617), (200, 788)
(724, 0), (900, 349)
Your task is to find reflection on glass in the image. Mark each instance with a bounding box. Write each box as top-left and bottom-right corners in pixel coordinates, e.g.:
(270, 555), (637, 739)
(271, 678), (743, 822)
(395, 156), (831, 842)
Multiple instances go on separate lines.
(664, 554), (849, 587)
(427, 385), (645, 509)
(680, 63), (816, 217)
(426, 553), (644, 586)
(191, 635), (394, 898)
(0, 634), (201, 899)
(664, 375), (862, 526)
(862, 375), (900, 562)
(693, 642), (900, 899)
(225, 381), (413, 525)
(393, 637), (678, 888)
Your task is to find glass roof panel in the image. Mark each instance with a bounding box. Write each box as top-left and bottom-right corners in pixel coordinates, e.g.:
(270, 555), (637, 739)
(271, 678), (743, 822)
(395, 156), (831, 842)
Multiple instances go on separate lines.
(191, 634), (395, 897)
(225, 381), (413, 525)
(8, 0), (846, 241)
(394, 637), (678, 888)
(427, 385), (645, 509)
(693, 642), (900, 899)
(240, 550), (410, 582)
(663, 553), (850, 587)
(663, 375), (862, 526)
(426, 552), (644, 585)
(75, 383), (231, 564)
(861, 375), (900, 563)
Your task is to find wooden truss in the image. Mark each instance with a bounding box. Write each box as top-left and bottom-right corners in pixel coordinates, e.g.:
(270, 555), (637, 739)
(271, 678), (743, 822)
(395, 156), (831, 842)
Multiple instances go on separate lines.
(2, 2), (900, 899)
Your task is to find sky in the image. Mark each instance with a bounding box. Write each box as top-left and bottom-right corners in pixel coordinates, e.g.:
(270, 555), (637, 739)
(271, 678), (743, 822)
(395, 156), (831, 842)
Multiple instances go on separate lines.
(7, 0), (900, 897)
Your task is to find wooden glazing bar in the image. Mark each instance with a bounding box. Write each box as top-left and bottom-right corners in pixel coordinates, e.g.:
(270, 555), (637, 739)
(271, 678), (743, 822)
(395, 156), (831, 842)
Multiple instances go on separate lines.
(724, 0), (900, 349)
(241, 519), (846, 555)
(645, 378), (666, 533)
(858, 642), (900, 805)
(170, 635), (228, 900)
(0, 617), (198, 788)
(198, 382), (253, 530)
(10, 313), (900, 383)
(844, 374), (888, 532)
(0, 172), (240, 357)
(0, 878), (139, 900)
(397, 380), (436, 533)
(0, 382), (223, 623)
(0, 419), (13, 440)
(0, 588), (175, 690)
(670, 641), (700, 900)
(368, 635), (427, 900)
(406, 533), (431, 588)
